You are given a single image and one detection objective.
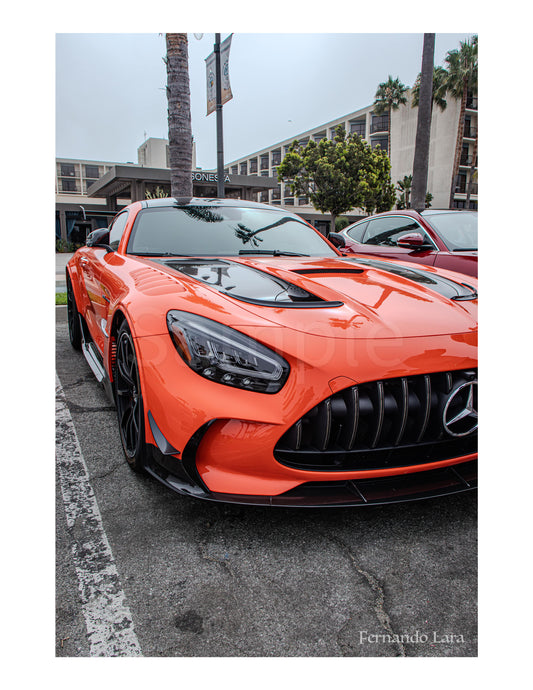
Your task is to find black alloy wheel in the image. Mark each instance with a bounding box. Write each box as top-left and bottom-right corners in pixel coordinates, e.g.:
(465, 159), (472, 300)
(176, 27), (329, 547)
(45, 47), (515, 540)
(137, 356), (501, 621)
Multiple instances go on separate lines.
(114, 321), (147, 472)
(66, 273), (82, 350)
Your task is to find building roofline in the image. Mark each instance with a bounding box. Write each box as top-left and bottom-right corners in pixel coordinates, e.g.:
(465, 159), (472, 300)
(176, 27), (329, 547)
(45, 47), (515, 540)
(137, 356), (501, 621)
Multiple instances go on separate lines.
(226, 103), (374, 165)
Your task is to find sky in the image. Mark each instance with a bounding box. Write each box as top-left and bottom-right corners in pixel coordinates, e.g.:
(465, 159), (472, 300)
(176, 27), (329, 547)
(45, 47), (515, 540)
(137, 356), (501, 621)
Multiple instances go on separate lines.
(56, 32), (475, 170)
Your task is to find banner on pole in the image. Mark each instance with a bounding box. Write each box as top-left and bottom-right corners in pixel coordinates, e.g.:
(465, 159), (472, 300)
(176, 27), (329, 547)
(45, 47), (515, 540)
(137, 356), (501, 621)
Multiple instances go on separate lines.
(206, 34), (233, 116)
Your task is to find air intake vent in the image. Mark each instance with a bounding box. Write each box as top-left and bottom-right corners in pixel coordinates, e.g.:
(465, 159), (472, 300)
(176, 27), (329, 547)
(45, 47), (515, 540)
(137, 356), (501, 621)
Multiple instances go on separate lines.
(275, 369), (477, 471)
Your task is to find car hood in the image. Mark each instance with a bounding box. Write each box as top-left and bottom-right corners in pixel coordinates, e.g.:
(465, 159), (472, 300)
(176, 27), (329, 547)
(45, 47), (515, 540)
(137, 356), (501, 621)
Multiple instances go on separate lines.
(145, 255), (477, 339)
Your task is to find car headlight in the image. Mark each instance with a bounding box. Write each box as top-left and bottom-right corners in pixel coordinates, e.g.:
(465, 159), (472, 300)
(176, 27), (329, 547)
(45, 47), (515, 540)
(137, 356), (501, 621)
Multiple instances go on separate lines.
(167, 311), (290, 393)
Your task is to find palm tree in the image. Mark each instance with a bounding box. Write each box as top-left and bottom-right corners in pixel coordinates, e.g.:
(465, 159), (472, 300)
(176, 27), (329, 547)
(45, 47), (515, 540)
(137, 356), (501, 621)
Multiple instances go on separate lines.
(373, 76), (408, 157)
(465, 138), (478, 207)
(445, 35), (478, 208)
(411, 66), (448, 112)
(396, 175), (413, 208)
(166, 33), (193, 199)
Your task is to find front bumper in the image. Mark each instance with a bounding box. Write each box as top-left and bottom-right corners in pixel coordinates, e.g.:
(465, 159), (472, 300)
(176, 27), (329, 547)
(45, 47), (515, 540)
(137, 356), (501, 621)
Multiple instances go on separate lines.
(145, 441), (477, 506)
(136, 328), (477, 503)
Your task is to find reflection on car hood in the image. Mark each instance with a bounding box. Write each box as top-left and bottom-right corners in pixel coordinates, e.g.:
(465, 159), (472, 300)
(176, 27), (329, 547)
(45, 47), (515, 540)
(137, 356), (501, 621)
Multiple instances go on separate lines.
(152, 256), (477, 339)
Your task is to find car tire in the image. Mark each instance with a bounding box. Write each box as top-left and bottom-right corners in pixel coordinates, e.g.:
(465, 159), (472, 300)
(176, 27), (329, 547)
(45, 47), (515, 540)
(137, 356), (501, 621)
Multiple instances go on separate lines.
(114, 320), (148, 473)
(66, 273), (82, 350)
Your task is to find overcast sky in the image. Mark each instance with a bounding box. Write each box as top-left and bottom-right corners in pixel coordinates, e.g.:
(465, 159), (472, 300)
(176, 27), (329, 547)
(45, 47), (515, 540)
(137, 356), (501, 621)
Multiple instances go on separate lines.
(56, 32), (475, 170)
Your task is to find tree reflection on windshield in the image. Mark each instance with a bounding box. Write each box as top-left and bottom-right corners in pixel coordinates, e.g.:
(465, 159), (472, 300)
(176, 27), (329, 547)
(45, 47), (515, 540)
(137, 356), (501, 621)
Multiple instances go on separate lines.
(233, 216), (303, 247)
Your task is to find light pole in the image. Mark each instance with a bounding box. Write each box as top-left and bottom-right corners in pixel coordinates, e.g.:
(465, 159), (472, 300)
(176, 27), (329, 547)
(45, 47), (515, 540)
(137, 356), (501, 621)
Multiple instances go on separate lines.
(214, 33), (225, 198)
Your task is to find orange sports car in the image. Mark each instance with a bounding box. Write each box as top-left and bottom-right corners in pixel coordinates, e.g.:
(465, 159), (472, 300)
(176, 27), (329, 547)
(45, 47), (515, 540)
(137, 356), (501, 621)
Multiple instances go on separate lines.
(66, 198), (477, 506)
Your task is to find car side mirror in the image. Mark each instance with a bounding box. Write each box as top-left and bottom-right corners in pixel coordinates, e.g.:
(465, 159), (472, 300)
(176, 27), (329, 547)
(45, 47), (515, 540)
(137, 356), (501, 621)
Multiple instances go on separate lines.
(397, 232), (427, 249)
(86, 228), (113, 252)
(328, 232), (346, 248)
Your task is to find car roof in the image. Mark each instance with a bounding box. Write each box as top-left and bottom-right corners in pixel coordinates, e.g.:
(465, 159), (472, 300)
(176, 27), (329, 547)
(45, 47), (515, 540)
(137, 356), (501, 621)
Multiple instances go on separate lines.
(421, 209), (477, 216)
(347, 208), (477, 225)
(140, 197), (277, 211)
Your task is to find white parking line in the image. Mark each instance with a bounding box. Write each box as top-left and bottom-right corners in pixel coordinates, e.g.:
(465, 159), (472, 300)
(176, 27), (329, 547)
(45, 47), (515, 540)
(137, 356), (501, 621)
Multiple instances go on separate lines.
(56, 374), (142, 657)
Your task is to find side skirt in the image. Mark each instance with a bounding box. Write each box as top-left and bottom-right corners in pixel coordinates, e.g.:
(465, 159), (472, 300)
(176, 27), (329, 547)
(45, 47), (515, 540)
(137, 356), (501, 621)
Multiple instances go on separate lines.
(79, 314), (115, 404)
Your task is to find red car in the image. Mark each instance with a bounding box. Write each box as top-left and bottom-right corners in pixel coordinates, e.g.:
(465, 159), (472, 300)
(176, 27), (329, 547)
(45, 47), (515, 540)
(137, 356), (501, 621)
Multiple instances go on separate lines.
(66, 198), (477, 506)
(334, 209), (477, 278)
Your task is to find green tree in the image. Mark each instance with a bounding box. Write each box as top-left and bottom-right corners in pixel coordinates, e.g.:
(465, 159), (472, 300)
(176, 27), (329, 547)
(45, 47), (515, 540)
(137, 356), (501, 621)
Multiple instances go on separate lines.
(145, 185), (170, 199)
(444, 35), (478, 207)
(411, 66), (448, 112)
(363, 145), (396, 214)
(166, 33), (193, 198)
(373, 75), (408, 156)
(396, 175), (413, 209)
(277, 127), (394, 233)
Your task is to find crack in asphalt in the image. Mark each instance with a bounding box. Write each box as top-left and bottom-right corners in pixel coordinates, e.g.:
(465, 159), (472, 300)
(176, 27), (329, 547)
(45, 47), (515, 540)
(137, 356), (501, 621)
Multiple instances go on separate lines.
(322, 532), (406, 657)
(60, 374), (96, 391)
(68, 402), (116, 414)
(89, 461), (128, 481)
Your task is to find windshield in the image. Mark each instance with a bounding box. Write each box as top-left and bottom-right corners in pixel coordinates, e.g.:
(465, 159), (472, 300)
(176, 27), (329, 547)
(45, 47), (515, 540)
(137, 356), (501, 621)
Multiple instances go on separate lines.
(424, 212), (478, 251)
(127, 206), (338, 257)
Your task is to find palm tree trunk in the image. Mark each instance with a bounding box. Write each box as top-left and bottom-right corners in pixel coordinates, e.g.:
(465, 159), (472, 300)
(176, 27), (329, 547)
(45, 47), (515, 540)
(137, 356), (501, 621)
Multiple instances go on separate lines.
(448, 81), (468, 208)
(465, 136), (478, 207)
(166, 33), (193, 199)
(388, 105), (392, 157)
(330, 213), (337, 237)
(411, 33), (435, 212)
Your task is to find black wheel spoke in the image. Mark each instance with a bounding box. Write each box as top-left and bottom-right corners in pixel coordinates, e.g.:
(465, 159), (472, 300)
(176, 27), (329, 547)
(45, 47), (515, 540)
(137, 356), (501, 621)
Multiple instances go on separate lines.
(115, 327), (144, 463)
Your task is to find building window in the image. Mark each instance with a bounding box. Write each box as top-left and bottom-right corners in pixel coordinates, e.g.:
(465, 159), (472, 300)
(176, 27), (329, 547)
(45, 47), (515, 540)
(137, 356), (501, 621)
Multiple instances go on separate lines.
(371, 136), (388, 151)
(466, 92), (478, 110)
(271, 149), (281, 166)
(350, 120), (366, 137)
(284, 198), (294, 206)
(454, 173), (467, 194)
(260, 155), (269, 170)
(60, 163), (76, 177)
(231, 165), (238, 175)
(85, 165), (100, 179)
(61, 179), (78, 193)
(240, 162), (247, 175)
(330, 125), (344, 139)
(313, 131), (326, 143)
(249, 158), (258, 173)
(259, 191), (269, 203)
(298, 196), (308, 205)
(371, 114), (389, 133)
(272, 186), (281, 200)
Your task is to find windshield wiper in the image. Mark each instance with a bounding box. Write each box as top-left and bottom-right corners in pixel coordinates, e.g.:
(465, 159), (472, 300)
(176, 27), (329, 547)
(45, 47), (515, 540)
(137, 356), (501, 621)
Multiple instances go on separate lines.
(131, 252), (197, 257)
(238, 249), (310, 257)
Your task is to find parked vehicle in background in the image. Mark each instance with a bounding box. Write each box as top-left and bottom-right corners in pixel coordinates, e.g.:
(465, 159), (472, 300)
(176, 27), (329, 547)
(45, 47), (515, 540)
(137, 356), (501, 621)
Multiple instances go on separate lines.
(335, 209), (477, 278)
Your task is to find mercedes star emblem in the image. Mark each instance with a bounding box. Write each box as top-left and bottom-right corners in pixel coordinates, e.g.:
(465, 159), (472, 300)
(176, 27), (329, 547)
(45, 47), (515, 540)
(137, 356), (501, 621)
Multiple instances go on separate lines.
(443, 381), (478, 437)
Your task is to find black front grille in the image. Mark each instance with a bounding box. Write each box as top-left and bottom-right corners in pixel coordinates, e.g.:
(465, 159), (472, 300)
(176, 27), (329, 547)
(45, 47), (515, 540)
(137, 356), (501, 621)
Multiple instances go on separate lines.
(275, 370), (477, 471)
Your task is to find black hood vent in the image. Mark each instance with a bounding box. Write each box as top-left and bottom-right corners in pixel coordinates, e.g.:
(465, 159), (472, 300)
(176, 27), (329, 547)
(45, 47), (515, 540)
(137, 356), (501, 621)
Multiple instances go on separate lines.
(160, 258), (343, 309)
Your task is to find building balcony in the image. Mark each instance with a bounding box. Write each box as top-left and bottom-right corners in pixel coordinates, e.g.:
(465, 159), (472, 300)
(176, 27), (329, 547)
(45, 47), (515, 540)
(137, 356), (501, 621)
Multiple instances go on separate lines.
(459, 155), (474, 167)
(465, 96), (478, 110)
(463, 127), (477, 140)
(454, 182), (478, 196)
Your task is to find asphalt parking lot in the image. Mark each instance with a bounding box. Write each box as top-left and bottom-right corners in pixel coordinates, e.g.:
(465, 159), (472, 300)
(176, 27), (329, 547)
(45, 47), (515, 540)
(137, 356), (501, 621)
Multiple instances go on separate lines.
(55, 307), (477, 657)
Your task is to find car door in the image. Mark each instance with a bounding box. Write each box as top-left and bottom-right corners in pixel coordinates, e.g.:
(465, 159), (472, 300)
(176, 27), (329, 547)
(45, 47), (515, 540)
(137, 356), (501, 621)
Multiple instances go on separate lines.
(345, 216), (439, 267)
(83, 211), (129, 353)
